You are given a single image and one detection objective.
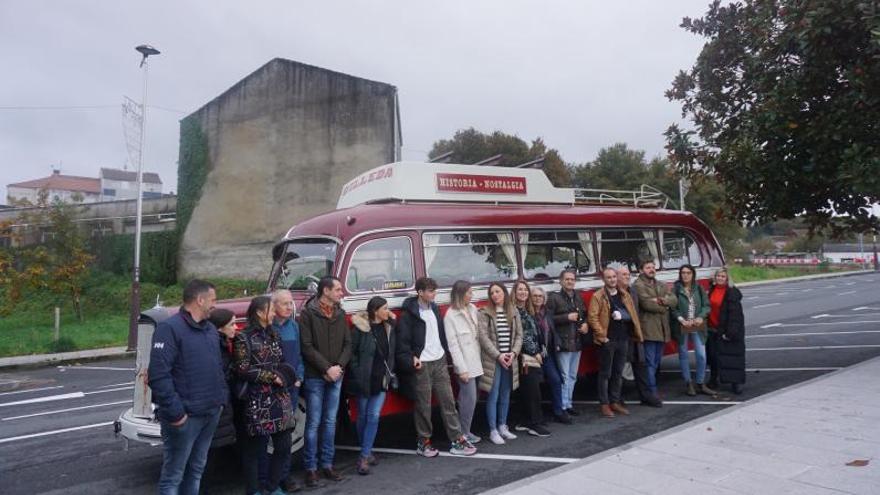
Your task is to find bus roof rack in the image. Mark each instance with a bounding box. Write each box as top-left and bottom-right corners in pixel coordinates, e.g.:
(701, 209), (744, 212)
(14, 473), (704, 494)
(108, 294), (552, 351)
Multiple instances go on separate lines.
(572, 185), (676, 209)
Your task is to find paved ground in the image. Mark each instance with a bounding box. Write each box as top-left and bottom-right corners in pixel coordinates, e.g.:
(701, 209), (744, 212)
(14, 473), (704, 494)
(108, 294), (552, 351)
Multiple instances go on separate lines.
(0, 271), (877, 494)
(487, 356), (880, 495)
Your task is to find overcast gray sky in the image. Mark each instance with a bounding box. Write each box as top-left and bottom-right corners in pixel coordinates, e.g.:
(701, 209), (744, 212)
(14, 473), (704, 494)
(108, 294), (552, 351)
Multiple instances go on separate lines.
(0, 0), (712, 201)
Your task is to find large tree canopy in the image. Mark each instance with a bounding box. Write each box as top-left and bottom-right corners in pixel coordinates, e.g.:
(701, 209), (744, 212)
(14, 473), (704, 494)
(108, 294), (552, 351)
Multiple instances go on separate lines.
(429, 128), (571, 186)
(665, 0), (880, 235)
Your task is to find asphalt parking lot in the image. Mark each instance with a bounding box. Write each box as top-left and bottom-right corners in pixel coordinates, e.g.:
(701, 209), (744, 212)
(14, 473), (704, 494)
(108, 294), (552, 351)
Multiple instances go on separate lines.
(1, 272), (878, 494)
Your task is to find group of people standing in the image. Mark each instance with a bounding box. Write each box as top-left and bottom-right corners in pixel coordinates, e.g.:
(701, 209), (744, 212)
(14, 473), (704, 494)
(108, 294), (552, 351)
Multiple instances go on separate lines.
(146, 263), (746, 495)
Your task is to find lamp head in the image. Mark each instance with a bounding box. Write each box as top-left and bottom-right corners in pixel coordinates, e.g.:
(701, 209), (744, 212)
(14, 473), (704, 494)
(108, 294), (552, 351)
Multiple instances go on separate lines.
(136, 45), (160, 67)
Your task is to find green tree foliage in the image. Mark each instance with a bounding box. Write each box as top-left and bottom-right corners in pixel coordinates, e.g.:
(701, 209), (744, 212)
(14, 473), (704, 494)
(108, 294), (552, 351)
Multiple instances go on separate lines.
(572, 143), (747, 260)
(665, 0), (880, 236)
(429, 128), (571, 186)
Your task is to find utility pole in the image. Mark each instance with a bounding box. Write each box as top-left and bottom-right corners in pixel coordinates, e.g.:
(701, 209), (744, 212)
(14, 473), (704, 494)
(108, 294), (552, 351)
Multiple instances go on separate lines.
(127, 44), (160, 351)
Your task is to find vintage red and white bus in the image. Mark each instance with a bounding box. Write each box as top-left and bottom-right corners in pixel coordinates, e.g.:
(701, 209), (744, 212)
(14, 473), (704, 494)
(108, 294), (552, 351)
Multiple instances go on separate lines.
(117, 161), (723, 447)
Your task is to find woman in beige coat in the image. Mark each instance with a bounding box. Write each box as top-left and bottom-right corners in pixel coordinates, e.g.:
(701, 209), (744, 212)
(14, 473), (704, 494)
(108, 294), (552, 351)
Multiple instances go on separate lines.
(444, 280), (484, 445)
(478, 282), (523, 445)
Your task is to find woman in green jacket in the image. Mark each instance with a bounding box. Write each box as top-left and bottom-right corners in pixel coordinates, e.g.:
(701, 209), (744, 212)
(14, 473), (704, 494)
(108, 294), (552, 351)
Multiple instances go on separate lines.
(671, 264), (715, 396)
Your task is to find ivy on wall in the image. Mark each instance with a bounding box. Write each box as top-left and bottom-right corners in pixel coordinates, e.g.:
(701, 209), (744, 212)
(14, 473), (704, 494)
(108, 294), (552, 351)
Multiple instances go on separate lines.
(177, 116), (210, 238)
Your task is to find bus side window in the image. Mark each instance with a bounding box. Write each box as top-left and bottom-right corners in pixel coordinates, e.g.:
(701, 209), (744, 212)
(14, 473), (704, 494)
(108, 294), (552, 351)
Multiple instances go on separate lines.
(345, 236), (415, 293)
(597, 230), (659, 272)
(661, 230), (702, 268)
(423, 231), (518, 287)
(520, 230), (595, 279)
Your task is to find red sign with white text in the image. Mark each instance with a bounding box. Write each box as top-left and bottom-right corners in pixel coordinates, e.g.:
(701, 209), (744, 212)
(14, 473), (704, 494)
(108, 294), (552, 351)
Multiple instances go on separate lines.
(436, 173), (527, 194)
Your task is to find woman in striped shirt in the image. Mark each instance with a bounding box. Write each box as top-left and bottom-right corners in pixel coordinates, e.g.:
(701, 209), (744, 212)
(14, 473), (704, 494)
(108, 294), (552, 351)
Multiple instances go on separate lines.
(478, 283), (523, 445)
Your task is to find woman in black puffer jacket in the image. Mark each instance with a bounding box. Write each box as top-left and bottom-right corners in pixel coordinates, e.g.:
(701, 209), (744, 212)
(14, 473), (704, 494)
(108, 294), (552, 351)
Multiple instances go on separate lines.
(233, 296), (296, 495)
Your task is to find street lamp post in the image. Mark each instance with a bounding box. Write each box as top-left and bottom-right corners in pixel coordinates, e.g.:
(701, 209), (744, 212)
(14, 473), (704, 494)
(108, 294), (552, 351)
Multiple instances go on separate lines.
(127, 44), (160, 351)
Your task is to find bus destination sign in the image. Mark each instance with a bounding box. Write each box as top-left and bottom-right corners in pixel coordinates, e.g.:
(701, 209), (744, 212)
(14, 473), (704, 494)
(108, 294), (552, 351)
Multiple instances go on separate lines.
(436, 173), (527, 195)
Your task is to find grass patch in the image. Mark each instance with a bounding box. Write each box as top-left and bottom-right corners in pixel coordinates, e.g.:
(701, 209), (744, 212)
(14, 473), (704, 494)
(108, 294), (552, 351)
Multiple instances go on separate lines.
(0, 270), (266, 358)
(728, 264), (861, 283)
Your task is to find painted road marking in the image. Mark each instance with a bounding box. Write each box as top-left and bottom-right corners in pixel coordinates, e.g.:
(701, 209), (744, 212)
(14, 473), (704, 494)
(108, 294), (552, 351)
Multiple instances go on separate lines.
(746, 296), (759, 300)
(57, 366), (136, 371)
(760, 320), (880, 329)
(0, 392), (85, 407)
(813, 313), (880, 319)
(838, 290), (858, 296)
(661, 367), (841, 373)
(2, 400), (131, 421)
(97, 382), (135, 389)
(749, 344), (880, 351)
(0, 386), (64, 397)
(853, 306), (880, 311)
(84, 386), (134, 395)
(572, 400), (740, 406)
(752, 302), (782, 309)
(336, 446), (578, 464)
(0, 421), (113, 445)
(747, 330), (880, 339)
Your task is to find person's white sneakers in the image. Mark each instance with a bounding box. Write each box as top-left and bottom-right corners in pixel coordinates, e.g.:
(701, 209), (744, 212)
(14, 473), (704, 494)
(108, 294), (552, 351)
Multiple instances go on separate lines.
(489, 429), (505, 445)
(498, 425), (517, 440)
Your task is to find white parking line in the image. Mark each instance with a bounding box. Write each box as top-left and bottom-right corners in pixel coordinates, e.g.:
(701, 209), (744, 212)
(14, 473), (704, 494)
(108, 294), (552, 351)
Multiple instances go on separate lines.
(750, 344), (880, 351)
(751, 302), (782, 309)
(336, 446), (578, 464)
(84, 386), (134, 395)
(0, 386), (64, 397)
(747, 330), (880, 339)
(572, 400), (739, 406)
(57, 366), (135, 371)
(2, 400), (131, 421)
(661, 367), (841, 372)
(838, 290), (858, 296)
(760, 320), (880, 329)
(0, 421), (113, 445)
(0, 392), (85, 407)
(854, 306), (880, 311)
(813, 312), (880, 319)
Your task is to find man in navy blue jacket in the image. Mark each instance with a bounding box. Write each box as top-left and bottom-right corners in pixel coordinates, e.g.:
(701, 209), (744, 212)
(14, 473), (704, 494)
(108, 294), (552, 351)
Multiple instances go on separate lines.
(148, 279), (228, 495)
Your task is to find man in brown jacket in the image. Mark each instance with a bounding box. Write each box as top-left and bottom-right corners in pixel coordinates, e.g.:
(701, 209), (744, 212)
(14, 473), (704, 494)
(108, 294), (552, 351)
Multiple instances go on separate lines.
(589, 267), (643, 418)
(300, 276), (351, 486)
(633, 260), (677, 397)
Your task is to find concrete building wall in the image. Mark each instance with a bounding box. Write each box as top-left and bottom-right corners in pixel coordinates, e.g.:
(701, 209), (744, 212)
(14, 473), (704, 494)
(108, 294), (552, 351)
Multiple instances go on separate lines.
(179, 58), (400, 280)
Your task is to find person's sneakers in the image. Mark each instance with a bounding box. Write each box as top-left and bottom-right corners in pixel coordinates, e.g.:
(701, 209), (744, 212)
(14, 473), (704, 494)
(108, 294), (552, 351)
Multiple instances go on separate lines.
(553, 411), (573, 424)
(686, 382), (697, 396)
(525, 424), (551, 437)
(304, 470), (323, 488)
(600, 404), (615, 418)
(610, 402), (630, 415)
(465, 432), (482, 444)
(281, 478), (302, 493)
(489, 429), (506, 445)
(357, 456), (371, 475)
(268, 488), (289, 495)
(640, 397), (663, 408)
(367, 454), (379, 465)
(417, 438), (440, 457)
(498, 425), (517, 440)
(320, 467), (344, 482)
(449, 437), (477, 456)
(566, 407), (581, 417)
(514, 424), (529, 432)
(699, 383), (718, 396)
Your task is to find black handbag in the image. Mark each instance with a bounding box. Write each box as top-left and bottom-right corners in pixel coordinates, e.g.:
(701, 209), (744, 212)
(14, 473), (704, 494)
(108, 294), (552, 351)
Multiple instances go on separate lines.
(370, 326), (398, 391)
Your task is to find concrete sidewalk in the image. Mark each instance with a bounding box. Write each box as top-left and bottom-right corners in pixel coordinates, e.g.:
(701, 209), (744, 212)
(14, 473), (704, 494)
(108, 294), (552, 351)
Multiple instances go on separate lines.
(485, 357), (880, 495)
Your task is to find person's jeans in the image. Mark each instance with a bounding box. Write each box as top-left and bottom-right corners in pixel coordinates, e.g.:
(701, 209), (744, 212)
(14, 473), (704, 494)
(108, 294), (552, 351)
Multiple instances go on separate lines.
(486, 363), (513, 430)
(643, 341), (665, 395)
(677, 332), (707, 384)
(457, 377), (479, 436)
(628, 341), (657, 402)
(597, 340), (628, 404)
(303, 378), (342, 471)
(556, 351), (581, 410)
(158, 407), (222, 495)
(542, 352), (565, 415)
(275, 385), (300, 486)
(242, 430), (292, 494)
(357, 392), (386, 458)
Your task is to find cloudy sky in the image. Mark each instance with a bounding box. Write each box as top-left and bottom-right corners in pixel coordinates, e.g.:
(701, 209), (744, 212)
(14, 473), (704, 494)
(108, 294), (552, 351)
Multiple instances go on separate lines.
(0, 0), (713, 200)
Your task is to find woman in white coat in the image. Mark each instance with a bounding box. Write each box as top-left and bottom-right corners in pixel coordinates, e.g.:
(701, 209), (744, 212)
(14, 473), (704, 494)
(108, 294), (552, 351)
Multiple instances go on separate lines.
(444, 280), (484, 444)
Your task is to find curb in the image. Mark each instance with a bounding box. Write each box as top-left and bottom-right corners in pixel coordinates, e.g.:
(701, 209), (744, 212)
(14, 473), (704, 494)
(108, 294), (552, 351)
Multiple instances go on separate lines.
(0, 346), (133, 370)
(736, 269), (873, 288)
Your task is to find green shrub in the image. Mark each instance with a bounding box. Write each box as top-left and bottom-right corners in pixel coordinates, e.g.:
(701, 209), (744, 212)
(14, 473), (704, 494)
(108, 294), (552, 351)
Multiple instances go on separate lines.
(46, 336), (77, 353)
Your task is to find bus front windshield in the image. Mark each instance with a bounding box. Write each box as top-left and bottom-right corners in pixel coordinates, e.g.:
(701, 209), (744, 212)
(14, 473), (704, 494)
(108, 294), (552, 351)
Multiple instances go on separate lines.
(274, 239), (338, 291)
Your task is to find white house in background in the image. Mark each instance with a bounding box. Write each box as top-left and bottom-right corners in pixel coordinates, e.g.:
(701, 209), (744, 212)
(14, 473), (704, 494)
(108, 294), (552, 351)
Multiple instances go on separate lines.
(6, 170), (102, 204)
(822, 243), (873, 264)
(99, 168), (163, 201)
